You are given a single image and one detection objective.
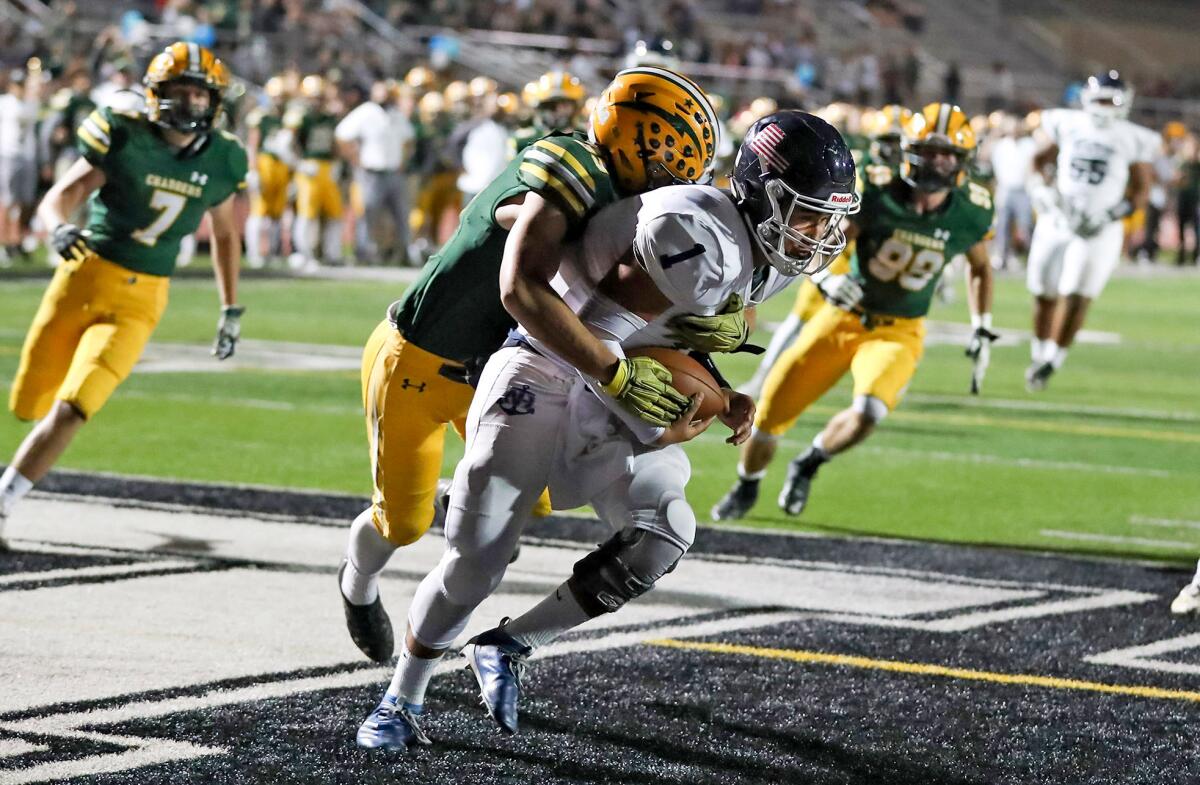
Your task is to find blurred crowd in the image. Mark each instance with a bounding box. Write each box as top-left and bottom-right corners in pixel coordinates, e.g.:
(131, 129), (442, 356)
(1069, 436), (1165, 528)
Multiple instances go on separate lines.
(2, 1), (1199, 269)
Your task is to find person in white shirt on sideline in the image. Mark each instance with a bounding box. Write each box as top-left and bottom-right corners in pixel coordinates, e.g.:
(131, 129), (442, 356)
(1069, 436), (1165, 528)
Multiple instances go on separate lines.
(456, 90), (509, 205)
(335, 79), (414, 265)
(0, 67), (43, 264)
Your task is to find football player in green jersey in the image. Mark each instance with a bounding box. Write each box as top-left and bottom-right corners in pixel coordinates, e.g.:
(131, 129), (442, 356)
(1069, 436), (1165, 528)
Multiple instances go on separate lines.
(713, 103), (997, 522)
(509, 70), (587, 158)
(286, 74), (343, 268)
(347, 67), (721, 748)
(244, 75), (292, 267)
(0, 42), (248, 550)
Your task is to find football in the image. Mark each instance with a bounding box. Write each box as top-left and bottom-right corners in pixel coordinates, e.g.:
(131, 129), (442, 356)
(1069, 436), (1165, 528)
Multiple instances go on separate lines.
(626, 347), (727, 420)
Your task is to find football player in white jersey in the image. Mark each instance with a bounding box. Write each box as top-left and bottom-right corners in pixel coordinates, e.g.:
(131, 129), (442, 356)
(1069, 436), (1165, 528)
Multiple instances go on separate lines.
(1024, 71), (1159, 391)
(353, 111), (860, 750)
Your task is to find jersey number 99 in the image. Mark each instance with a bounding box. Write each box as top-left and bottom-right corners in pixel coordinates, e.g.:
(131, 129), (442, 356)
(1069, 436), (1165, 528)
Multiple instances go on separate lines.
(868, 237), (944, 291)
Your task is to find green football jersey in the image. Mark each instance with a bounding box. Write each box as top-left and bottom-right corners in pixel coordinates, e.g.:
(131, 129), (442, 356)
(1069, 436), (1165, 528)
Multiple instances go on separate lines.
(246, 107), (283, 159)
(508, 125), (544, 159)
(850, 178), (994, 318)
(389, 131), (619, 365)
(285, 109), (337, 160)
(76, 106), (248, 277)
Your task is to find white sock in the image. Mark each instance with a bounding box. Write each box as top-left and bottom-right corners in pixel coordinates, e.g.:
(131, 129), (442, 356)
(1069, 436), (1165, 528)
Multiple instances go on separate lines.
(811, 433), (828, 458)
(1191, 558), (1200, 587)
(294, 216), (317, 258)
(1050, 345), (1069, 370)
(386, 642), (442, 710)
(0, 466), (34, 518)
(342, 508), (397, 605)
(737, 463), (766, 481)
(1030, 338), (1044, 363)
(504, 581), (591, 651)
(322, 221), (344, 262)
(245, 215), (264, 265)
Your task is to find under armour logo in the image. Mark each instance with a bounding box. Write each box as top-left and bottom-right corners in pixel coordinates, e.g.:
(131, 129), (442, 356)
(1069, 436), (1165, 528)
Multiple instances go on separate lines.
(497, 384), (536, 415)
(190, 171), (209, 185)
(934, 228), (951, 241)
(400, 378), (426, 392)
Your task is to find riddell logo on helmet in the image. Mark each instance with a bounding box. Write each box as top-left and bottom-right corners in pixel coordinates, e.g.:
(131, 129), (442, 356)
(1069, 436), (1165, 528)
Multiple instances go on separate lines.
(830, 193), (854, 204)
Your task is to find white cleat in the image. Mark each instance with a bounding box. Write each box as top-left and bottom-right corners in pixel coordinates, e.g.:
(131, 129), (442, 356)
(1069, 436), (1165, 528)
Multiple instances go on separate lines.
(1170, 584), (1200, 615)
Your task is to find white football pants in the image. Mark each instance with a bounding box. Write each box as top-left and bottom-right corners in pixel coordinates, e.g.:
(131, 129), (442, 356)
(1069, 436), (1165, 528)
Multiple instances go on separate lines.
(1026, 214), (1123, 299)
(406, 345), (696, 650)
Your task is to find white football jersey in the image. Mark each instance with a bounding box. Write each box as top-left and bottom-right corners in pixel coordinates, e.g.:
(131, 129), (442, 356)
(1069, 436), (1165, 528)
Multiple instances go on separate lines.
(1041, 108), (1160, 215)
(522, 184), (796, 442)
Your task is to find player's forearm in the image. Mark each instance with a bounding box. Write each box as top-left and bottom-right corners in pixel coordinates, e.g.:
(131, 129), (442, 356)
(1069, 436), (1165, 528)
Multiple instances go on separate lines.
(501, 274), (619, 381)
(37, 182), (86, 231)
(210, 229), (241, 307)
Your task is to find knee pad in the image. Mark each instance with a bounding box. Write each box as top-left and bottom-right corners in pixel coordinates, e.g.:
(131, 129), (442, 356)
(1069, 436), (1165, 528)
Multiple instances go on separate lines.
(851, 394), (888, 423)
(567, 528), (685, 618)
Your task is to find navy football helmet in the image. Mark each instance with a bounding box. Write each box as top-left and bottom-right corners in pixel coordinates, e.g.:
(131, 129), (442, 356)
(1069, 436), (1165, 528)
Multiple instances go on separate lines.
(731, 110), (859, 276)
(1080, 70), (1133, 122)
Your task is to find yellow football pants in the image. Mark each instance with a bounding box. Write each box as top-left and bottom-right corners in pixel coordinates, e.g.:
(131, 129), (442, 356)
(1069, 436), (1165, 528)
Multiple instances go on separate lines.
(295, 159), (343, 220)
(410, 171), (461, 236)
(755, 303), (925, 436)
(361, 321), (550, 547)
(789, 245), (852, 321)
(10, 252), (169, 421)
(251, 154), (291, 219)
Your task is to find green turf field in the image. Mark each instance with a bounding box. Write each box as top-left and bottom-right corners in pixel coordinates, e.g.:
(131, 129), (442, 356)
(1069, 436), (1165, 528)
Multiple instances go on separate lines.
(1, 266), (1197, 561)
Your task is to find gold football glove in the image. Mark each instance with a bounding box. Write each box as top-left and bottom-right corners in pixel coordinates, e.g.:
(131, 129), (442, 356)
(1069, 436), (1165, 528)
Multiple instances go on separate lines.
(600, 357), (691, 428)
(666, 294), (749, 353)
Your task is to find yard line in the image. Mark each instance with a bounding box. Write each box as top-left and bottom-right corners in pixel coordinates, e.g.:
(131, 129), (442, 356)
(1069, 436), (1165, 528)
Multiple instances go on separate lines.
(0, 560), (195, 587)
(1039, 529), (1198, 550)
(649, 639), (1200, 703)
(906, 393), (1200, 424)
(1130, 515), (1200, 531)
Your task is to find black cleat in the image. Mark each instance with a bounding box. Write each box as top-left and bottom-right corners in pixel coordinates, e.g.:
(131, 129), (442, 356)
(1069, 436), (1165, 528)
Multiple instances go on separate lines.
(711, 479), (760, 521)
(779, 453), (821, 516)
(338, 560), (395, 662)
(1025, 361), (1054, 392)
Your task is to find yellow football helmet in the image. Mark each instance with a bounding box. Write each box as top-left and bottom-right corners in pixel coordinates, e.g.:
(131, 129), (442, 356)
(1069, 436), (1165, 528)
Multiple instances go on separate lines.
(469, 76), (498, 98)
(404, 66), (435, 90)
(299, 75), (325, 100)
(417, 90), (445, 122)
(531, 71), (586, 106)
(901, 103), (976, 190)
(264, 76), (287, 100)
(588, 65), (719, 193)
(143, 41), (229, 132)
(862, 104), (912, 167)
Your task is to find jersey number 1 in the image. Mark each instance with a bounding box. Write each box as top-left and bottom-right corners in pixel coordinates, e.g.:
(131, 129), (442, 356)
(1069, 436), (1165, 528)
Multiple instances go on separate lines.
(132, 189), (188, 247)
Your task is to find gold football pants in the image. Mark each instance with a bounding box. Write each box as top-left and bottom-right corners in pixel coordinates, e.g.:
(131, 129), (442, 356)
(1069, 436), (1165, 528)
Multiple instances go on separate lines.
(10, 252), (169, 421)
(251, 154), (291, 219)
(361, 321), (550, 546)
(295, 159), (343, 220)
(755, 303), (925, 436)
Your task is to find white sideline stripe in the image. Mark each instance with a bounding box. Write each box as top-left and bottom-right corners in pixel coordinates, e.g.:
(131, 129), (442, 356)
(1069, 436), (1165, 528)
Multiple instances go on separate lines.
(804, 590), (1156, 633)
(906, 393), (1200, 424)
(0, 610), (801, 784)
(1085, 632), (1200, 676)
(1131, 516), (1200, 531)
(861, 446), (1172, 479)
(0, 560), (195, 587)
(0, 739), (45, 758)
(1040, 529), (1198, 550)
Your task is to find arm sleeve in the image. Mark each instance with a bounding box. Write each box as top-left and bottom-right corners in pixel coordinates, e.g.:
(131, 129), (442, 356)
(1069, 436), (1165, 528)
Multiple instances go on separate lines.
(516, 137), (603, 230)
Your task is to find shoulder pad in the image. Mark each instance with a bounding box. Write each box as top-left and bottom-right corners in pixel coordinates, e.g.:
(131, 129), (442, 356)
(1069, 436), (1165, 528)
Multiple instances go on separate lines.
(634, 186), (746, 311)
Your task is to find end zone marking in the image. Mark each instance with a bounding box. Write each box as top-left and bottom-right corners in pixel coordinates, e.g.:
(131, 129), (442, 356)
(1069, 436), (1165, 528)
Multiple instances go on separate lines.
(648, 639), (1200, 703)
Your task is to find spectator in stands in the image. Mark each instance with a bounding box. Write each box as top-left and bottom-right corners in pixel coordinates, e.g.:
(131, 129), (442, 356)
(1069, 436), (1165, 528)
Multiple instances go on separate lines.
(0, 68), (42, 264)
(336, 79), (415, 266)
(944, 61), (961, 105)
(984, 62), (1015, 113)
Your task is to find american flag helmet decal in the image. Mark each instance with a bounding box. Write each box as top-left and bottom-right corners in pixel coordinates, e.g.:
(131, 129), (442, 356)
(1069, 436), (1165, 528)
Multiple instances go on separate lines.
(748, 123), (790, 173)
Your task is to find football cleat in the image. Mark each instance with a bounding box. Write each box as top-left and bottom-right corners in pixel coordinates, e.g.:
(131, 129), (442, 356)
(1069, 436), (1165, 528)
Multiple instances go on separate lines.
(1025, 361), (1055, 392)
(779, 455), (820, 516)
(338, 561), (395, 663)
(356, 696), (432, 751)
(462, 622), (530, 734)
(711, 480), (760, 521)
(1171, 584), (1200, 615)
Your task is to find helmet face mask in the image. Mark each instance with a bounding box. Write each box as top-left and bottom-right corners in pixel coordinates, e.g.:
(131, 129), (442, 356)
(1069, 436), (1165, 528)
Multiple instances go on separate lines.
(1081, 71), (1133, 123)
(731, 110), (860, 277)
(901, 139), (970, 191)
(900, 103), (976, 192)
(144, 43), (228, 134)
